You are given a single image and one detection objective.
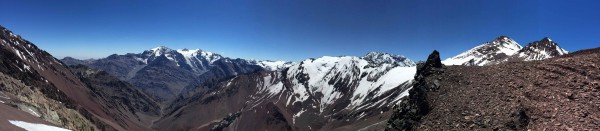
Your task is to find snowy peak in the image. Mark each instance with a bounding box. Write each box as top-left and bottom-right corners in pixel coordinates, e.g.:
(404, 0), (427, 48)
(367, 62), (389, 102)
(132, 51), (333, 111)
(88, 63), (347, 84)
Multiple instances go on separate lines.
(495, 36), (514, 43)
(362, 52), (416, 67)
(489, 36), (522, 51)
(143, 46), (222, 61)
(251, 60), (294, 71)
(444, 36), (569, 66)
(198, 51), (223, 63)
(542, 37), (552, 42)
(516, 37), (568, 61)
(149, 46), (177, 57)
(442, 36), (522, 66)
(176, 48), (200, 57)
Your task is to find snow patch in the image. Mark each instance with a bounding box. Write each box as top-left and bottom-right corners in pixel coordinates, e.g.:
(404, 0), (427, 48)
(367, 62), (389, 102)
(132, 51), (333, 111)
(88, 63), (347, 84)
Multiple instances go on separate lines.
(23, 64), (31, 72)
(9, 120), (71, 131)
(27, 108), (41, 117)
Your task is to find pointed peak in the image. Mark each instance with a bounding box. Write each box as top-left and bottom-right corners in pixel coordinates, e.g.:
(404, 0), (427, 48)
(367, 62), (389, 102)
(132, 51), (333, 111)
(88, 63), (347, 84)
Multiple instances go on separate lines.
(496, 36), (510, 40)
(493, 36), (516, 43)
(487, 35), (521, 49)
(151, 46), (172, 51)
(145, 46), (177, 57)
(541, 37), (552, 42)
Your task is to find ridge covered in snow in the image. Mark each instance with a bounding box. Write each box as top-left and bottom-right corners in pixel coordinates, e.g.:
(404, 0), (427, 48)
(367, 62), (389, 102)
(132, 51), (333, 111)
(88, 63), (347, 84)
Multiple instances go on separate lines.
(284, 53), (416, 112)
(135, 46), (291, 72)
(442, 36), (522, 66)
(516, 37), (569, 61)
(362, 52), (416, 67)
(139, 46), (223, 72)
(250, 60), (295, 71)
(443, 36), (568, 66)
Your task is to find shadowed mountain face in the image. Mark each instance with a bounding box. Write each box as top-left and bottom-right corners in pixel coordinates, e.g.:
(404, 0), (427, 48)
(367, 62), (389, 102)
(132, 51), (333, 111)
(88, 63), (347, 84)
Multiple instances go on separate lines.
(69, 65), (162, 127)
(61, 47), (280, 103)
(0, 25), (161, 131)
(387, 48), (600, 130)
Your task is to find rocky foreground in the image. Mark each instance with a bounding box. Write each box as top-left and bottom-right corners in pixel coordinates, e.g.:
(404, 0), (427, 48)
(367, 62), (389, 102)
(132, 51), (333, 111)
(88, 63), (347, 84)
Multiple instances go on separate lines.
(387, 48), (600, 130)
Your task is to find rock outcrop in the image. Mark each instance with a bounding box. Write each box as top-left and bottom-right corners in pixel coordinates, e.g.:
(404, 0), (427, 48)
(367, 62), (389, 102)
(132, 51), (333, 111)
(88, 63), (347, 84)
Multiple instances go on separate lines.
(386, 50), (443, 131)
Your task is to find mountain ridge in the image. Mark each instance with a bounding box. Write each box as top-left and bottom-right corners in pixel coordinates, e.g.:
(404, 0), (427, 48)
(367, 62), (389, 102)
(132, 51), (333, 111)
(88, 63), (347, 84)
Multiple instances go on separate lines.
(0, 25), (159, 130)
(442, 36), (568, 66)
(157, 51), (418, 130)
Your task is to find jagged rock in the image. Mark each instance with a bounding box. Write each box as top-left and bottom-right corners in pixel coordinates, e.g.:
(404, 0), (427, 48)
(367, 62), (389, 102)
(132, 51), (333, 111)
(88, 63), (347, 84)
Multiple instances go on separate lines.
(386, 50), (443, 131)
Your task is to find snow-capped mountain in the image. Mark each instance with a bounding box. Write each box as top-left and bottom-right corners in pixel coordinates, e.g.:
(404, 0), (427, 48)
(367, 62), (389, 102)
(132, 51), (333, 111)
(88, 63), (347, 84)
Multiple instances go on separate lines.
(284, 53), (415, 110)
(138, 46), (223, 73)
(159, 52), (417, 130)
(62, 46), (292, 102)
(250, 60), (295, 71)
(442, 36), (522, 66)
(139, 46), (293, 72)
(362, 52), (416, 67)
(513, 37), (568, 61)
(443, 36), (568, 66)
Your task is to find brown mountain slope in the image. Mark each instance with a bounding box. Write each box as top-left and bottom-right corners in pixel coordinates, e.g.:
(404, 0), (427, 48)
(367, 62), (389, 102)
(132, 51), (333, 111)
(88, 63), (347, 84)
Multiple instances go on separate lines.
(69, 65), (162, 128)
(0, 25), (159, 130)
(387, 48), (600, 130)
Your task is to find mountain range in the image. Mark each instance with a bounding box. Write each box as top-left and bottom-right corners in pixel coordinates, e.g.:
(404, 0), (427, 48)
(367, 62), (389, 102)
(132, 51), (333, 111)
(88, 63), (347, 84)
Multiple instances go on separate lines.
(1, 24), (595, 131)
(442, 36), (568, 66)
(62, 46), (293, 103)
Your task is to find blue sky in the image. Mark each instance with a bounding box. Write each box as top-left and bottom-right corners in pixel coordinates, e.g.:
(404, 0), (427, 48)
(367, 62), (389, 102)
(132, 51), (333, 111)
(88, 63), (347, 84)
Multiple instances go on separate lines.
(1, 0), (599, 61)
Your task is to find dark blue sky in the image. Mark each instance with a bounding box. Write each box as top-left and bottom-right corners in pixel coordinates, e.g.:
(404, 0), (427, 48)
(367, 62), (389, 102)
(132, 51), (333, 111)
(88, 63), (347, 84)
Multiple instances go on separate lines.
(1, 0), (599, 61)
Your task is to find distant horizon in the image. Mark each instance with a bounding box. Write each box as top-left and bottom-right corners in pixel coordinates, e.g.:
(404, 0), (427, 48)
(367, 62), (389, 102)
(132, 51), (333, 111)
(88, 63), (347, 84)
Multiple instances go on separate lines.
(2, 0), (599, 62)
(53, 35), (581, 62)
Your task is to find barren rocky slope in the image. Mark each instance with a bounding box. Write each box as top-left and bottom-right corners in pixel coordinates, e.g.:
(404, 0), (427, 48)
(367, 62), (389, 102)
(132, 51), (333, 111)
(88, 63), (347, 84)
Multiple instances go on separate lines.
(387, 48), (600, 130)
(0, 25), (160, 130)
(69, 65), (162, 127)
